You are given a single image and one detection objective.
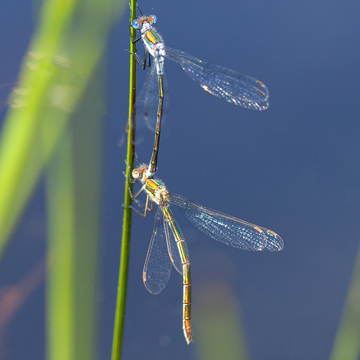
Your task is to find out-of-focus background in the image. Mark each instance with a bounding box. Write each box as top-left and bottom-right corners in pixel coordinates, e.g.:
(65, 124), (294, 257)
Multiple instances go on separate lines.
(0, 0), (359, 359)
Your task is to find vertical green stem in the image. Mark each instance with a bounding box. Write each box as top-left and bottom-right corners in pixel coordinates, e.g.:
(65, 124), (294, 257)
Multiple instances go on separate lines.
(46, 128), (76, 360)
(0, 0), (77, 257)
(111, 1), (137, 359)
(330, 247), (360, 360)
(46, 64), (104, 360)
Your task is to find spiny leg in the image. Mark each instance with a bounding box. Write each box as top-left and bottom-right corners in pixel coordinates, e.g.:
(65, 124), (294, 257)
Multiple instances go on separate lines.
(123, 160), (144, 208)
(123, 160), (154, 215)
(136, 3), (143, 16)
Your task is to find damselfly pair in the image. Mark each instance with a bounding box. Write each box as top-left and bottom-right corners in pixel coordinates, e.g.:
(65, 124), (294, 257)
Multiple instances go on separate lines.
(127, 4), (282, 345)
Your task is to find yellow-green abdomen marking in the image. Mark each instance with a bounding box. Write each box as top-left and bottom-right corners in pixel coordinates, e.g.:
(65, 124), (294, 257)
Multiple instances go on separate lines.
(163, 206), (194, 343)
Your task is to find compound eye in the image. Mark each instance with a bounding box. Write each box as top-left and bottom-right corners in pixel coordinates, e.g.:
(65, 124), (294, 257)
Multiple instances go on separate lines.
(149, 15), (157, 24)
(132, 169), (139, 178)
(132, 19), (140, 29)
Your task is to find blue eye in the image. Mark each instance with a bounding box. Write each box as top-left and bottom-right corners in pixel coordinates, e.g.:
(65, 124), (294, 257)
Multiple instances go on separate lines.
(132, 19), (140, 29)
(149, 15), (157, 24)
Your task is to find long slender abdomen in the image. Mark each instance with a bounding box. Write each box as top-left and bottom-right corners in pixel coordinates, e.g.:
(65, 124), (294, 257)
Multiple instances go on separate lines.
(163, 206), (194, 344)
(148, 75), (164, 176)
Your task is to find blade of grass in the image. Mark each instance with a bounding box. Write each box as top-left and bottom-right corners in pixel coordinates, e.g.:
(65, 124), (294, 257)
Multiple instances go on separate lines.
(46, 127), (76, 360)
(0, 0), (124, 357)
(0, 0), (124, 259)
(194, 252), (249, 360)
(195, 283), (249, 360)
(45, 61), (104, 360)
(111, 0), (137, 358)
(0, 0), (78, 257)
(71, 62), (104, 360)
(43, 0), (122, 358)
(330, 247), (360, 360)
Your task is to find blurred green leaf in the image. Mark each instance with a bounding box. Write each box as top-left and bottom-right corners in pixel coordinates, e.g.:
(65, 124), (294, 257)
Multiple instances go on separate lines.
(330, 248), (360, 360)
(0, 0), (124, 257)
(0, 0), (126, 358)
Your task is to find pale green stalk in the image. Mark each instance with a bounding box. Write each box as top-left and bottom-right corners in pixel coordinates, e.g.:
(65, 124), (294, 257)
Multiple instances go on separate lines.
(0, 0), (124, 358)
(0, 0), (77, 256)
(330, 247), (360, 360)
(195, 275), (248, 360)
(45, 55), (105, 359)
(46, 128), (76, 360)
(0, 0), (123, 257)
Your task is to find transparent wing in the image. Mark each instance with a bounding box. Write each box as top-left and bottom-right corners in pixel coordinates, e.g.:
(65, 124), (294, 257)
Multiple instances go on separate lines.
(164, 214), (183, 275)
(143, 208), (172, 294)
(258, 228), (284, 252)
(169, 193), (283, 252)
(164, 46), (269, 111)
(134, 63), (159, 141)
(134, 63), (168, 144)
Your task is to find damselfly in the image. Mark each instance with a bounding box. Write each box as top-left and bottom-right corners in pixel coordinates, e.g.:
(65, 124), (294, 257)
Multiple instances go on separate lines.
(128, 163), (283, 344)
(130, 7), (269, 178)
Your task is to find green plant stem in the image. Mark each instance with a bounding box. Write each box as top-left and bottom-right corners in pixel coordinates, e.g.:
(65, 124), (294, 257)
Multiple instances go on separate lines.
(330, 247), (360, 360)
(0, 0), (77, 257)
(46, 127), (76, 360)
(0, 0), (122, 259)
(111, 1), (137, 359)
(46, 52), (106, 360)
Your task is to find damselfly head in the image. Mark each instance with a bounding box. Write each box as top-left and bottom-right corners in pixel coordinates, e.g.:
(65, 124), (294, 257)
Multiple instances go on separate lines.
(132, 15), (157, 30)
(132, 164), (148, 180)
